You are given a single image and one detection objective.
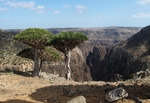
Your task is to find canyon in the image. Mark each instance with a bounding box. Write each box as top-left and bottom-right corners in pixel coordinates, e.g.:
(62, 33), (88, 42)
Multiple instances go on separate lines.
(0, 26), (144, 81)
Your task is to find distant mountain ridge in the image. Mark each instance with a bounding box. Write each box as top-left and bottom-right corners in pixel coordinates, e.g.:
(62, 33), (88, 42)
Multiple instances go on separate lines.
(46, 27), (142, 42)
(3, 27), (141, 47)
(3, 26), (142, 41)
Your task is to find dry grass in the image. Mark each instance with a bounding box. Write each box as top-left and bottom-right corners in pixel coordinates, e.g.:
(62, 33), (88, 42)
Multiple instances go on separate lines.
(0, 73), (150, 103)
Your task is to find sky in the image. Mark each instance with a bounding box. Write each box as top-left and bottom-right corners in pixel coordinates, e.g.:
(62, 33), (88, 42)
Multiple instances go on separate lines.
(0, 0), (150, 29)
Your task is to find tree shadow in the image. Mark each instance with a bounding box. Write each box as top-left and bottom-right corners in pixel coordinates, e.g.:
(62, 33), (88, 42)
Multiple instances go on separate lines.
(30, 84), (150, 103)
(29, 83), (150, 103)
(0, 69), (33, 77)
(0, 99), (33, 103)
(1, 83), (150, 103)
(124, 84), (150, 100)
(29, 84), (107, 103)
(13, 70), (33, 77)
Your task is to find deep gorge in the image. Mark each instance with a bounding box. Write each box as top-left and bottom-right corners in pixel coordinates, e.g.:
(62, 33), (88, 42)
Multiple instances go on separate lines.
(1, 26), (148, 82)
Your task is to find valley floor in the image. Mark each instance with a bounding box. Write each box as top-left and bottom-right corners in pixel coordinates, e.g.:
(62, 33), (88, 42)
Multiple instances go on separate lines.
(0, 73), (150, 103)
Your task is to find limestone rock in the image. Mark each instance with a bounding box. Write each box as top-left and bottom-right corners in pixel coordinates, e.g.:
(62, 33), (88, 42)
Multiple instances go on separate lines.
(66, 96), (86, 103)
(105, 87), (128, 102)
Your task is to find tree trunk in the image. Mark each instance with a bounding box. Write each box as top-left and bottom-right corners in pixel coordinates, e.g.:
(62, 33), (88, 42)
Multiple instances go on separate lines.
(33, 47), (40, 76)
(68, 50), (71, 69)
(64, 49), (72, 80)
(39, 60), (43, 74)
(64, 50), (69, 70)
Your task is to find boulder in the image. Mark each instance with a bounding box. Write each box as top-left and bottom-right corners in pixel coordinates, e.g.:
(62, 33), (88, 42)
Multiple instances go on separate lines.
(66, 96), (86, 103)
(105, 87), (128, 102)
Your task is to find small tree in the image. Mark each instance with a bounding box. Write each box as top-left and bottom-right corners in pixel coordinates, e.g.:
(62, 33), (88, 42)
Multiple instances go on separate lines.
(14, 28), (54, 76)
(48, 31), (88, 80)
(17, 47), (61, 71)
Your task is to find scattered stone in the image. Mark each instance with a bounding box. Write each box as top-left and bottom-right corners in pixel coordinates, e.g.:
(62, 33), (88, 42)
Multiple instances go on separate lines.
(66, 96), (86, 103)
(38, 72), (59, 81)
(105, 87), (128, 102)
(133, 69), (150, 80)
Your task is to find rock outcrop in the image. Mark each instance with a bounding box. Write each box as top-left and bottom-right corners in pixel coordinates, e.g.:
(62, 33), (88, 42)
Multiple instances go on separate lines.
(86, 25), (150, 81)
(42, 47), (92, 82)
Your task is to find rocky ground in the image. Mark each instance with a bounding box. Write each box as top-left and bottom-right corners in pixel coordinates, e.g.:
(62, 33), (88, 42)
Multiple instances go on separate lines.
(0, 73), (150, 103)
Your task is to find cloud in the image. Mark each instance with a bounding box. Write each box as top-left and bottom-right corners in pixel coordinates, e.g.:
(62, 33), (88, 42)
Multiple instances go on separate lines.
(6, 1), (45, 14)
(76, 5), (86, 10)
(0, 7), (8, 11)
(63, 4), (70, 8)
(53, 11), (60, 14)
(37, 6), (44, 9)
(131, 12), (150, 18)
(6, 1), (35, 9)
(36, 5), (45, 13)
(76, 5), (87, 14)
(137, 0), (150, 5)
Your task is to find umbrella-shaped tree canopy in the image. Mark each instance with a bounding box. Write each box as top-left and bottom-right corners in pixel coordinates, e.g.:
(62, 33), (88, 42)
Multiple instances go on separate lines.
(14, 28), (54, 49)
(49, 31), (88, 53)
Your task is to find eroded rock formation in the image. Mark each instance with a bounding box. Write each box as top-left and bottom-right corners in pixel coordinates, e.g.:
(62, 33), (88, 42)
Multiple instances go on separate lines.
(86, 25), (150, 81)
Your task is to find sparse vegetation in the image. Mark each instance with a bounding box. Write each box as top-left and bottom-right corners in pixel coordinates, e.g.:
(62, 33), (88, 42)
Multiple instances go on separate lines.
(0, 26), (150, 103)
(47, 31), (88, 80)
(14, 28), (54, 76)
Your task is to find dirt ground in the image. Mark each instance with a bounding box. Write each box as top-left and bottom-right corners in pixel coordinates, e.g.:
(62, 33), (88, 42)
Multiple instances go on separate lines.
(0, 73), (150, 103)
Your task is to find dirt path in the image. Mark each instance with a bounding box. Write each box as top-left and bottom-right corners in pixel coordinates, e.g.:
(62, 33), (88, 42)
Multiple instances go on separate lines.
(0, 73), (150, 103)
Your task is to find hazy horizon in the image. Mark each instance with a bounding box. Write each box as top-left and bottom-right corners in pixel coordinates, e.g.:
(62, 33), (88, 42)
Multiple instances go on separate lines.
(1, 26), (144, 30)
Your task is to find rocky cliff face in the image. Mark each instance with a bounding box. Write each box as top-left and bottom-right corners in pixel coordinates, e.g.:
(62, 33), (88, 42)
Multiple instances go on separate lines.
(76, 27), (141, 59)
(41, 47), (92, 82)
(86, 25), (150, 81)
